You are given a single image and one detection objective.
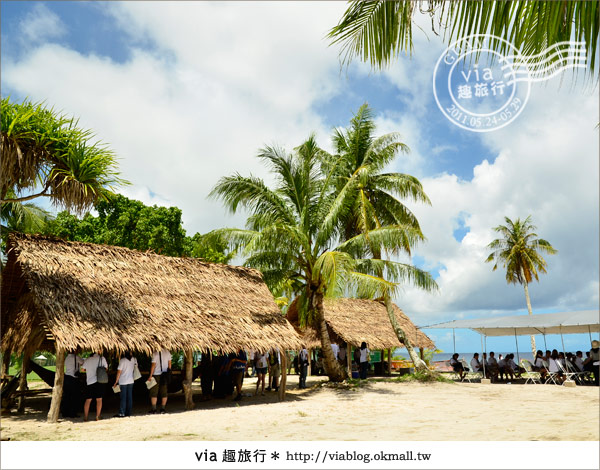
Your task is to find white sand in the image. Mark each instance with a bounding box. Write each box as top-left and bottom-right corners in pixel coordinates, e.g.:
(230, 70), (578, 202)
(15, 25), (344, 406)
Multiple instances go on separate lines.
(1, 376), (598, 441)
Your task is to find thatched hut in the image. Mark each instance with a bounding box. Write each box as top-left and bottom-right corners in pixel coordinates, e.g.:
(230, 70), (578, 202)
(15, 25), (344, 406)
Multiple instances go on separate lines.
(286, 297), (435, 375)
(1, 233), (301, 420)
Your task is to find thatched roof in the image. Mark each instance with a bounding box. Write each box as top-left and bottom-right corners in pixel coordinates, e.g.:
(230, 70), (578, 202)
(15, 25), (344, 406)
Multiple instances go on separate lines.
(286, 297), (435, 350)
(1, 233), (301, 355)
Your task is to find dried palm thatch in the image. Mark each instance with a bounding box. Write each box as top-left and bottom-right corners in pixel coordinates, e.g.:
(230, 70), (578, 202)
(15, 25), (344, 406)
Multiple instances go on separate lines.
(1, 233), (301, 355)
(286, 297), (435, 350)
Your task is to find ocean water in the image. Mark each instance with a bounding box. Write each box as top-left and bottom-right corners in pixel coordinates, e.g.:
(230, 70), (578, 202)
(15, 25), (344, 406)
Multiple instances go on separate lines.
(392, 350), (535, 363)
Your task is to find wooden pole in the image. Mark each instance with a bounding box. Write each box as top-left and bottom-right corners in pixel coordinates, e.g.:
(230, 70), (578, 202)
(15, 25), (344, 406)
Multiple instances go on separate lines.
(346, 342), (352, 378)
(278, 350), (287, 401)
(307, 348), (312, 376)
(1, 348), (12, 379)
(387, 348), (392, 375)
(47, 347), (66, 422)
(17, 351), (32, 412)
(183, 349), (195, 410)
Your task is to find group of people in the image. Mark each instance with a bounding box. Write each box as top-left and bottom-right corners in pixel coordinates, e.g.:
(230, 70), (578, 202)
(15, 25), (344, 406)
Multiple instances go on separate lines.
(62, 348), (172, 421)
(531, 342), (599, 385)
(449, 340), (600, 385)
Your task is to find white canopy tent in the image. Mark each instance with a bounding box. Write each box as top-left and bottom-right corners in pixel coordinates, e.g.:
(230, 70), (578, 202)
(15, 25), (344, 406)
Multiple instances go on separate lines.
(421, 310), (600, 376)
(422, 310), (600, 337)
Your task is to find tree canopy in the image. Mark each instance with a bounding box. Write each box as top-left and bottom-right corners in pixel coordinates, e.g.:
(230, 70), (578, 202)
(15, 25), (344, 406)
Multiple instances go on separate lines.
(329, 1), (599, 77)
(1, 97), (127, 213)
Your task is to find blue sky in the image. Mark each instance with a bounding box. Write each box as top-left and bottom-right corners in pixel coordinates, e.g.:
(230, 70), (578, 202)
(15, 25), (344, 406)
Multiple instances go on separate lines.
(2, 1), (598, 354)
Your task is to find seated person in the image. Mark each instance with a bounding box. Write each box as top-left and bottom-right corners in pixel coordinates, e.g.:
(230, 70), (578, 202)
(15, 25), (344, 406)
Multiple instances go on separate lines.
(506, 354), (522, 378)
(449, 353), (468, 380)
(574, 351), (585, 372)
(486, 352), (499, 382)
(533, 350), (548, 381)
(548, 351), (565, 383)
(497, 355), (510, 380)
(470, 353), (483, 373)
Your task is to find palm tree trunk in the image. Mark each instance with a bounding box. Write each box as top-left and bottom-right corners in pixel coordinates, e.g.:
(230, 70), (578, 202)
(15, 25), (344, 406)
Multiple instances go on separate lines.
(313, 291), (348, 382)
(383, 294), (437, 377)
(523, 280), (536, 358)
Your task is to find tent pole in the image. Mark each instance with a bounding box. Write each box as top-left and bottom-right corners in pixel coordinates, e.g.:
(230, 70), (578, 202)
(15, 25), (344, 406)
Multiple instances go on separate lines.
(481, 334), (486, 378)
(589, 326), (592, 344)
(560, 326), (566, 365)
(453, 329), (456, 354)
(543, 335), (547, 352)
(514, 329), (520, 365)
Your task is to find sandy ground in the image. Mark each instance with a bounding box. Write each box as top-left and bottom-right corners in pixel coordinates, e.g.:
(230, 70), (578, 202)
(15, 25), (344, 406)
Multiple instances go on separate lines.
(1, 376), (598, 441)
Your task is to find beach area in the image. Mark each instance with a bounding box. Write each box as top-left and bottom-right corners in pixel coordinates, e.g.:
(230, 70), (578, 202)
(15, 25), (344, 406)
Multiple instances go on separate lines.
(2, 376), (598, 442)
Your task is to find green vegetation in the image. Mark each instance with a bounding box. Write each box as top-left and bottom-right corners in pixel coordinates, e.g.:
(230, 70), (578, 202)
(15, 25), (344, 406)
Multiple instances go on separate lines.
(329, 1), (598, 77)
(1, 97), (127, 212)
(210, 106), (436, 382)
(8, 365), (55, 382)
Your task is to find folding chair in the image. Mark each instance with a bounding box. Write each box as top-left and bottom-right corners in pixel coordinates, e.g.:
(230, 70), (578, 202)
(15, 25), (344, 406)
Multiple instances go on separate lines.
(520, 359), (542, 384)
(556, 360), (578, 384)
(543, 360), (561, 385)
(460, 359), (474, 382)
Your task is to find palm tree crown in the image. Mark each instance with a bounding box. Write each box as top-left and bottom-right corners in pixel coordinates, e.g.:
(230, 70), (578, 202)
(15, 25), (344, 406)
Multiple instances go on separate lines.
(486, 215), (557, 285)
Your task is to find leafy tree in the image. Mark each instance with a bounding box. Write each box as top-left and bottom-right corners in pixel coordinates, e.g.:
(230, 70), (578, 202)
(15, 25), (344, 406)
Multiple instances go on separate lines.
(320, 104), (437, 373)
(1, 97), (127, 212)
(210, 136), (435, 382)
(43, 194), (232, 263)
(328, 1), (599, 77)
(486, 215), (557, 357)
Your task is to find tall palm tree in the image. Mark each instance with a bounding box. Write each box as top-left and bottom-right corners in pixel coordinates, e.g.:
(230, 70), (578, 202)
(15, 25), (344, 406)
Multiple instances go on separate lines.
(1, 97), (127, 213)
(320, 104), (437, 372)
(210, 136), (435, 382)
(486, 216), (557, 357)
(328, 1), (599, 76)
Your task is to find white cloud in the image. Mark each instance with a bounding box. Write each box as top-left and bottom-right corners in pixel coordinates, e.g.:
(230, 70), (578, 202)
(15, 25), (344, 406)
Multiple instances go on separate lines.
(396, 81), (599, 323)
(4, 2), (348, 235)
(19, 4), (66, 45)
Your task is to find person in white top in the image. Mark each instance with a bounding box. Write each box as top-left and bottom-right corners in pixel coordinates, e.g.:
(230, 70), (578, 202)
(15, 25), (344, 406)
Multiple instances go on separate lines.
(574, 351), (585, 372)
(330, 343), (339, 361)
(81, 352), (108, 421)
(254, 351), (268, 396)
(147, 348), (172, 414)
(62, 350), (84, 418)
(486, 352), (499, 382)
(113, 351), (138, 417)
(359, 342), (370, 380)
(470, 353), (483, 373)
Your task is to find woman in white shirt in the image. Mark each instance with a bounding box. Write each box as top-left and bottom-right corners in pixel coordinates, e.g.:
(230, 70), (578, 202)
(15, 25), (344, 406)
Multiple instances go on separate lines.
(113, 351), (138, 417)
(254, 351), (268, 396)
(81, 352), (108, 421)
(359, 342), (370, 380)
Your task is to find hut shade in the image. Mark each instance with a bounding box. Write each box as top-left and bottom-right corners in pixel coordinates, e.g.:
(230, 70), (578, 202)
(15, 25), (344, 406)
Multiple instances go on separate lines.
(1, 233), (301, 354)
(287, 297), (435, 350)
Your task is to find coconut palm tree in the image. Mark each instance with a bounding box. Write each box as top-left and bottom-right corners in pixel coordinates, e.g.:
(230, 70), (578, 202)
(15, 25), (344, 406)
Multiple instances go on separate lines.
(1, 97), (127, 213)
(486, 215), (557, 357)
(210, 136), (435, 382)
(320, 104), (437, 372)
(328, 1), (598, 76)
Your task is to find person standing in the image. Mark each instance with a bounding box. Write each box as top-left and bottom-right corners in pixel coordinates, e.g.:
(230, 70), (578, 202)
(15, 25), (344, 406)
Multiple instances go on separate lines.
(62, 349), (84, 418)
(147, 348), (171, 414)
(82, 351), (108, 421)
(298, 346), (309, 389)
(330, 343), (339, 361)
(113, 351), (137, 417)
(231, 349), (247, 401)
(583, 340), (600, 386)
(338, 344), (347, 366)
(267, 348), (280, 391)
(359, 342), (370, 380)
(254, 351), (268, 396)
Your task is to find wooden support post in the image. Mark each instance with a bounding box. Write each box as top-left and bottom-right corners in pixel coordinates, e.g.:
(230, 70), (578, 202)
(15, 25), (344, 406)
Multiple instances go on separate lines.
(346, 342), (352, 378)
(183, 349), (195, 410)
(307, 349), (312, 376)
(17, 351), (31, 413)
(1, 348), (12, 379)
(387, 348), (392, 375)
(47, 347), (66, 422)
(278, 350), (287, 401)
